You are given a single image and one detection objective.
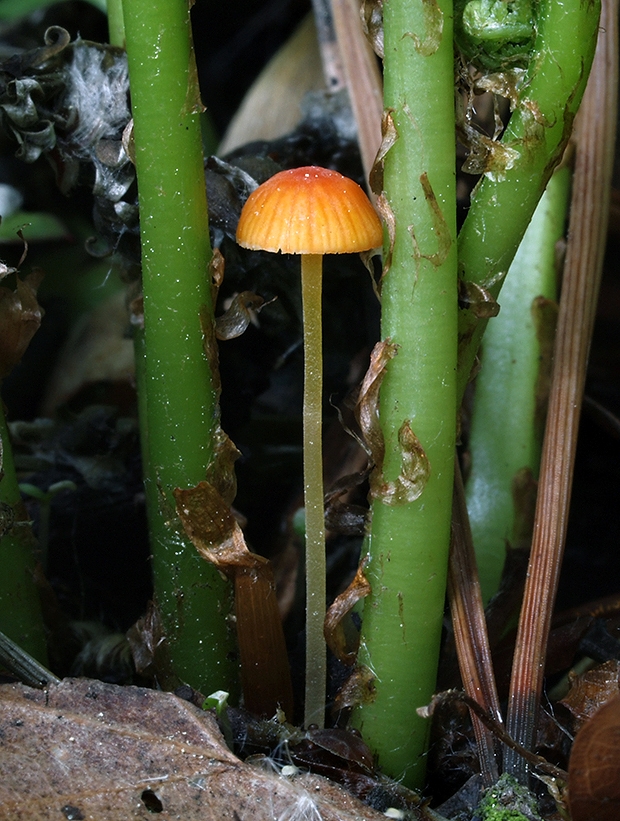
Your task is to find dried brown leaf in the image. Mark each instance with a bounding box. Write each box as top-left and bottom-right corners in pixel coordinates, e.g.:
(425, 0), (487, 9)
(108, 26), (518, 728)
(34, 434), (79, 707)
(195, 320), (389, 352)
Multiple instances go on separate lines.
(121, 118), (135, 164)
(356, 339), (398, 469)
(125, 601), (176, 685)
(360, 0), (384, 58)
(369, 109), (398, 196)
(475, 70), (525, 110)
(217, 15), (324, 155)
(334, 665), (377, 711)
(174, 480), (257, 572)
(209, 246), (226, 291)
(374, 193), (395, 286)
(355, 342), (430, 504)
(331, 0), (383, 182)
(174, 481), (293, 718)
(324, 500), (367, 535)
(325, 556), (371, 664)
(324, 468), (371, 536)
(42, 289), (135, 415)
(560, 660), (620, 733)
(206, 429), (241, 507)
(215, 291), (274, 341)
(458, 280), (500, 319)
(568, 692), (620, 821)
(369, 420), (431, 506)
(235, 565), (294, 719)
(0, 268), (44, 378)
(460, 131), (520, 180)
(0, 678), (388, 821)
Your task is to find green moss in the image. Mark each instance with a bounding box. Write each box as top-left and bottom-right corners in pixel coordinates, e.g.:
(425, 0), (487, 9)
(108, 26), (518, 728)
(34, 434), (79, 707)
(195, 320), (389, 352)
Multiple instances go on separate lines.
(477, 774), (542, 821)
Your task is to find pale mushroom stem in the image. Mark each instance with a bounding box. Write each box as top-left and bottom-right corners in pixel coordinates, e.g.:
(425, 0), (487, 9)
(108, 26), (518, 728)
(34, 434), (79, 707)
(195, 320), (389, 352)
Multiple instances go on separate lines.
(300, 252), (327, 729)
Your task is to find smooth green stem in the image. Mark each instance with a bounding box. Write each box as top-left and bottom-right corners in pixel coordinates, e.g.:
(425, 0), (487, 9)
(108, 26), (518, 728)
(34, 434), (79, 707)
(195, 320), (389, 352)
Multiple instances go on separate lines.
(0, 401), (47, 664)
(106, 0), (125, 47)
(123, 0), (235, 693)
(456, 0), (600, 400)
(353, 0), (458, 787)
(301, 253), (327, 729)
(466, 166), (570, 603)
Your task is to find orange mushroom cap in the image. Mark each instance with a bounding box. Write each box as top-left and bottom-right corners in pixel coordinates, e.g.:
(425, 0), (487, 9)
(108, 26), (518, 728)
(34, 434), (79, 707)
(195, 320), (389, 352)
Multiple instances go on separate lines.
(236, 166), (383, 255)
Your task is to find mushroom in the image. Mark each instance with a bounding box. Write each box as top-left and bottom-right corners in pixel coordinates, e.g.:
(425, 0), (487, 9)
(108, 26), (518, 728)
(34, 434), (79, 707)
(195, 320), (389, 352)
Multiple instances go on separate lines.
(236, 165), (382, 727)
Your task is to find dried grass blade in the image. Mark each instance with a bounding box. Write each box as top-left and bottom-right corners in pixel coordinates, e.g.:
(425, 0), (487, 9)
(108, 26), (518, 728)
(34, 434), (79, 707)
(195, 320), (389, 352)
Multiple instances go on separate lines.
(330, 0), (383, 183)
(504, 0), (619, 779)
(448, 461), (503, 784)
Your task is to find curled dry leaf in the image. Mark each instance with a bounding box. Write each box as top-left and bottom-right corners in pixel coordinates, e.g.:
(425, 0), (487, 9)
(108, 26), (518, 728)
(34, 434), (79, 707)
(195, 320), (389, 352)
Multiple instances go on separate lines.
(369, 420), (431, 506)
(560, 659), (620, 733)
(455, 80), (523, 181)
(334, 664), (377, 711)
(0, 678), (390, 821)
(323, 467), (372, 536)
(360, 0), (384, 59)
(374, 193), (395, 284)
(215, 291), (274, 341)
(324, 499), (367, 536)
(475, 69), (526, 110)
(206, 428), (241, 508)
(356, 339), (399, 469)
(355, 341), (431, 505)
(568, 692), (620, 821)
(324, 555), (371, 664)
(174, 480), (293, 718)
(174, 480), (258, 572)
(0, 268), (44, 379)
(209, 246), (226, 292)
(126, 601), (173, 683)
(458, 280), (500, 319)
(460, 130), (521, 180)
(369, 108), (398, 197)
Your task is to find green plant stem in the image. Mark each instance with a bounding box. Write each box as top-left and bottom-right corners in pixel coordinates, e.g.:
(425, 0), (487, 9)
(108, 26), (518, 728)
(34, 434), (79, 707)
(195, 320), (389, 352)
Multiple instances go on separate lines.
(0, 402), (47, 664)
(123, 0), (235, 693)
(466, 166), (570, 603)
(456, 0), (600, 401)
(353, 0), (458, 787)
(300, 253), (327, 729)
(106, 0), (126, 47)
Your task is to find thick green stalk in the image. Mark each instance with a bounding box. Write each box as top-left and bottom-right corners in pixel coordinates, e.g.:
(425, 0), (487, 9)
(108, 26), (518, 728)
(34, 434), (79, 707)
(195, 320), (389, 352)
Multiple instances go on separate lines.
(301, 254), (327, 729)
(466, 166), (570, 603)
(457, 0), (600, 400)
(0, 402), (47, 663)
(353, 0), (458, 787)
(123, 0), (235, 693)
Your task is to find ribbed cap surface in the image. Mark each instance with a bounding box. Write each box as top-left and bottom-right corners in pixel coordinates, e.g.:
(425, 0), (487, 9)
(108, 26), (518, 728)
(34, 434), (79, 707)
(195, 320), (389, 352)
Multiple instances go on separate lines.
(236, 166), (382, 255)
